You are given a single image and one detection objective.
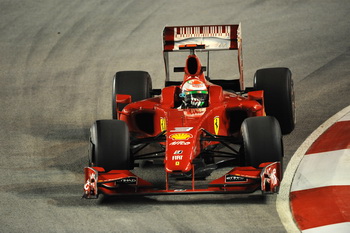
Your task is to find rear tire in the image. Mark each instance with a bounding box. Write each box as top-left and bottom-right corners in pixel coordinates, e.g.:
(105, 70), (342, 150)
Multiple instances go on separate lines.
(254, 68), (295, 134)
(112, 71), (152, 119)
(89, 120), (133, 171)
(241, 116), (283, 168)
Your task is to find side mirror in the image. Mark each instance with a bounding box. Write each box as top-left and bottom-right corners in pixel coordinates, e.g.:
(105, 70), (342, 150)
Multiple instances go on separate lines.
(116, 94), (132, 104)
(248, 90), (264, 102)
(247, 90), (264, 112)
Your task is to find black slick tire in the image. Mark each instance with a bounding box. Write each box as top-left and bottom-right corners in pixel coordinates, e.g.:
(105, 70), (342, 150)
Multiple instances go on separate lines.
(89, 120), (132, 171)
(112, 71), (152, 119)
(254, 68), (295, 134)
(241, 116), (283, 168)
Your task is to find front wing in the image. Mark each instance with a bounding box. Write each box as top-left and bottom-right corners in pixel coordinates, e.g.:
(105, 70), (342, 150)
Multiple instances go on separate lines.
(83, 162), (281, 199)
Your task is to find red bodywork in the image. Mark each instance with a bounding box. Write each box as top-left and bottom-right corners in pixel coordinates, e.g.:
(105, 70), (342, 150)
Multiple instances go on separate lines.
(83, 25), (282, 198)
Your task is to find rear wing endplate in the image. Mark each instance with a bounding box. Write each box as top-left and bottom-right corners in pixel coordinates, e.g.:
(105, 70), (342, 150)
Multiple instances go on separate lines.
(162, 24), (244, 91)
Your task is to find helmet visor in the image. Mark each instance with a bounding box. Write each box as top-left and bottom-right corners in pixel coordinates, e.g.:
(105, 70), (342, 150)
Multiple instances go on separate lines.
(184, 91), (208, 108)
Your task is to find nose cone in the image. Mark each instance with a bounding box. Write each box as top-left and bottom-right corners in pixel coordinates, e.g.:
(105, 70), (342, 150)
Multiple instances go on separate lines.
(164, 110), (200, 174)
(165, 135), (195, 173)
(165, 159), (192, 173)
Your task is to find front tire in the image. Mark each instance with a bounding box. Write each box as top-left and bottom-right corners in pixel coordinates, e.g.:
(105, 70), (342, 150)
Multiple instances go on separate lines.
(89, 120), (133, 171)
(241, 116), (283, 168)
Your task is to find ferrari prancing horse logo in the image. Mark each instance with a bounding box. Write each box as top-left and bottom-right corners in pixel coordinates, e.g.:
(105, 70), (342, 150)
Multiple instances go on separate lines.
(214, 116), (219, 135)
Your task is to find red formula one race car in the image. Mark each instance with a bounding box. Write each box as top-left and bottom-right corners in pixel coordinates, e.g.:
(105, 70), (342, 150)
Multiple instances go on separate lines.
(83, 24), (295, 199)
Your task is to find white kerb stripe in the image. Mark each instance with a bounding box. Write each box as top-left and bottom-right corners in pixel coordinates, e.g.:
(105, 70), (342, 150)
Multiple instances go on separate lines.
(302, 222), (350, 233)
(291, 149), (350, 192)
(338, 111), (350, 122)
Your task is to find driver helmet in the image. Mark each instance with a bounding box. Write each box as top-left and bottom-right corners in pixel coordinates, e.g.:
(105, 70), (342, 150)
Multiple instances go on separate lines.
(180, 79), (208, 108)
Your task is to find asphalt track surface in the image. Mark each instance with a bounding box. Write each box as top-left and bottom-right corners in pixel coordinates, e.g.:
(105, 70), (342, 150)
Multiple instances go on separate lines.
(1, 1), (349, 232)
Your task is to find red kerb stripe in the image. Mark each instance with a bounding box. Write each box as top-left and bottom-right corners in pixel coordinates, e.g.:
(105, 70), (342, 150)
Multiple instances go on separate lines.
(290, 185), (350, 230)
(306, 121), (350, 154)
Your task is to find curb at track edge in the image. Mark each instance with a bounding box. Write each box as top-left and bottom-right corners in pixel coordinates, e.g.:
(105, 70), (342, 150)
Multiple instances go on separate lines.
(276, 105), (350, 233)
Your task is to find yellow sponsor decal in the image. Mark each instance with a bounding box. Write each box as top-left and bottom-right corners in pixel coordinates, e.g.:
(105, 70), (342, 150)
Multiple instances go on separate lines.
(160, 117), (166, 132)
(175, 161), (180, 166)
(214, 116), (220, 135)
(169, 133), (193, 140)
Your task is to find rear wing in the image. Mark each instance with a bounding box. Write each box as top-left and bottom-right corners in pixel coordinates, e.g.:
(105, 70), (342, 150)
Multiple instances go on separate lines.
(162, 24), (244, 90)
(163, 24), (241, 51)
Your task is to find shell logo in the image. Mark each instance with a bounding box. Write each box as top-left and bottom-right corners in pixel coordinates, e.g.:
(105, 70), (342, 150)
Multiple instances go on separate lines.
(169, 133), (193, 140)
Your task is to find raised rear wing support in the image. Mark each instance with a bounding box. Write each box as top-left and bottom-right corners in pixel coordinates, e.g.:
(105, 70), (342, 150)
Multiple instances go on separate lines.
(162, 24), (244, 90)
